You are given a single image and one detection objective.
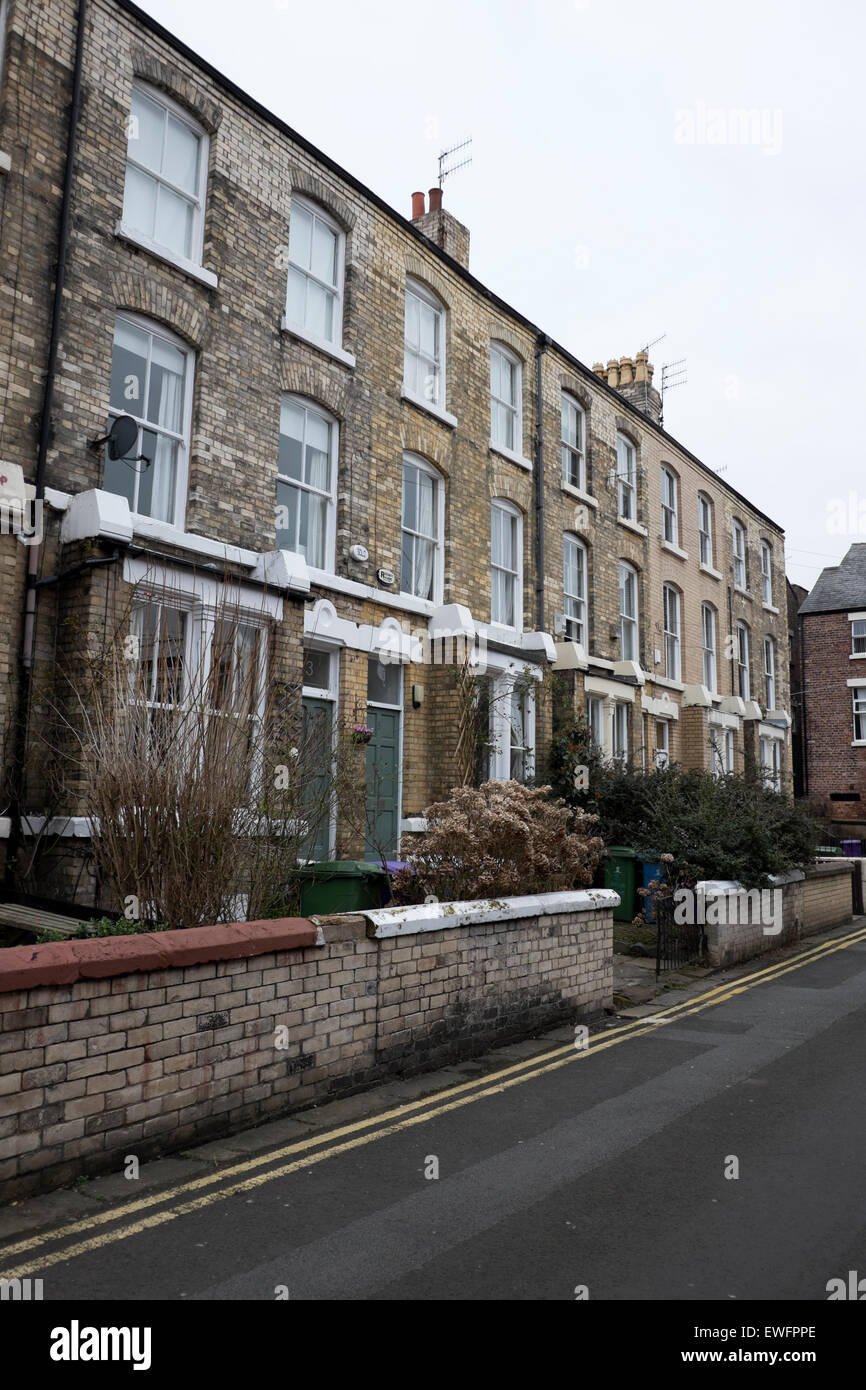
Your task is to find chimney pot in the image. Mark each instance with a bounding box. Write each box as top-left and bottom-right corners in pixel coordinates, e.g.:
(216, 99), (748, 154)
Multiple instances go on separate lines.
(428, 186), (443, 213)
(619, 356), (634, 386)
(411, 190), (426, 219)
(606, 359), (620, 388)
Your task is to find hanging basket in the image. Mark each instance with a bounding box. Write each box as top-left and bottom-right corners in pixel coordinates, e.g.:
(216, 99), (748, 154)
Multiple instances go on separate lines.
(351, 725), (373, 746)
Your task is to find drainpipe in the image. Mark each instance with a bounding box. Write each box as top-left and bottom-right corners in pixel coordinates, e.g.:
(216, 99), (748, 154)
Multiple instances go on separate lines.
(800, 614), (809, 797)
(6, 0), (87, 892)
(535, 333), (549, 631)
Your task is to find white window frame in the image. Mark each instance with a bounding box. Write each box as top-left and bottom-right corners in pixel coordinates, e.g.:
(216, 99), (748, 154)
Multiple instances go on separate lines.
(105, 311), (194, 529)
(562, 533), (588, 646)
(489, 343), (522, 455)
(737, 621), (751, 701)
(654, 718), (670, 769)
(853, 687), (866, 742)
(403, 278), (445, 411)
(122, 82), (209, 271)
(613, 702), (629, 765)
(759, 735), (782, 792)
(764, 636), (776, 711)
(661, 466), (678, 545)
(663, 584), (681, 681)
(586, 695), (603, 751)
(760, 540), (773, 606)
(710, 725), (735, 778)
(490, 498), (523, 631)
(618, 560), (639, 662)
(732, 519), (747, 589)
(400, 452), (444, 604)
(702, 602), (717, 692)
(482, 669), (536, 783)
(301, 645), (339, 860)
(853, 619), (866, 656)
(698, 493), (713, 568)
(616, 433), (637, 520)
(561, 392), (586, 491)
(284, 195), (346, 351)
(276, 395), (338, 573)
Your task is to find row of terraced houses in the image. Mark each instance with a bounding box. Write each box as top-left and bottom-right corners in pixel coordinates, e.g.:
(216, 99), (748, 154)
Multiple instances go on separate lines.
(0, 0), (794, 909)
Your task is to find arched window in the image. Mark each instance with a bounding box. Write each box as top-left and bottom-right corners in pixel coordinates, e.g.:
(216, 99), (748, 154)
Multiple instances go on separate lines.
(490, 499), (523, 629)
(732, 518), (747, 590)
(760, 540), (774, 606)
(285, 197), (346, 349)
(490, 343), (522, 454)
(663, 583), (682, 680)
(616, 433), (637, 520)
(701, 602), (717, 692)
(276, 396), (338, 572)
(661, 465), (679, 545)
(401, 453), (444, 603)
(737, 621), (751, 700)
(122, 82), (209, 269)
(403, 279), (446, 410)
(562, 534), (587, 645)
(764, 635), (776, 710)
(698, 493), (714, 567)
(618, 560), (639, 662)
(104, 312), (194, 526)
(561, 393), (586, 491)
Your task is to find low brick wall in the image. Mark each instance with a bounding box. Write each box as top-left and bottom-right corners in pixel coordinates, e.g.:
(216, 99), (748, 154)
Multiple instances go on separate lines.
(0, 892), (614, 1199)
(703, 863), (854, 969)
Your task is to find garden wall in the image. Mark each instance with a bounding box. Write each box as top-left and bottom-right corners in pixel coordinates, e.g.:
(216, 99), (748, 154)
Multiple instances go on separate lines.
(702, 862), (854, 969)
(0, 891), (615, 1199)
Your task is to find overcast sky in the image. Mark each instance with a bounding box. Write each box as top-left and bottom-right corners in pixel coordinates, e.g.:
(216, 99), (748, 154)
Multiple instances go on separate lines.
(136, 0), (865, 590)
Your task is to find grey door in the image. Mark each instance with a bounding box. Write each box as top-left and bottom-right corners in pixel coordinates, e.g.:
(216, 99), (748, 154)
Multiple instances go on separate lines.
(365, 707), (400, 859)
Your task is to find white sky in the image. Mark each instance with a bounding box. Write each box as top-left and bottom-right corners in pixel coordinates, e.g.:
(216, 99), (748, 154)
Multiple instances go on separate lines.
(135, 0), (866, 590)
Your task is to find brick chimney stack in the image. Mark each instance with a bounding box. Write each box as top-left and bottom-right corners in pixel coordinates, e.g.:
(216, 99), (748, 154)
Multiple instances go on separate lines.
(594, 349), (662, 424)
(410, 186), (470, 269)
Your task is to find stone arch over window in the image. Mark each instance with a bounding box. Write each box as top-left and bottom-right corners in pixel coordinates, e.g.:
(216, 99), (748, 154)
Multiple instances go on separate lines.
(399, 421), (452, 476)
(487, 323), (528, 361)
(287, 170), (356, 231)
(489, 462), (531, 513)
(404, 255), (453, 308)
(280, 361), (348, 420)
(129, 46), (223, 132)
(110, 274), (206, 347)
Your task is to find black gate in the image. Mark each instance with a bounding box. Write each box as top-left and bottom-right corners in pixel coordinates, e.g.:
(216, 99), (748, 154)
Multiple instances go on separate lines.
(655, 895), (706, 976)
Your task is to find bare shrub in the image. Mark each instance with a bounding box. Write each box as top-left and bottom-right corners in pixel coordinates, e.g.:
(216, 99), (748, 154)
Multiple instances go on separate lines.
(398, 780), (604, 903)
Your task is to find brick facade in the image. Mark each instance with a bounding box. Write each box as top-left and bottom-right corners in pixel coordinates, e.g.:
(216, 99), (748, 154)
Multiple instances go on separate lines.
(0, 0), (793, 906)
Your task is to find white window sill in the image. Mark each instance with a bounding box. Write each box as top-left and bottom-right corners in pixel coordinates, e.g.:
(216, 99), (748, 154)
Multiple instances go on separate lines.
(617, 515), (648, 537)
(850, 652), (866, 660)
(661, 538), (689, 561)
(561, 482), (598, 509)
(489, 441), (533, 472)
(0, 151), (11, 174)
(131, 514), (258, 567)
(652, 674), (685, 692)
(734, 586), (753, 601)
(401, 390), (457, 429)
(115, 222), (218, 288)
(851, 741), (866, 748)
(307, 567), (435, 617)
(699, 562), (723, 581)
(762, 602), (779, 615)
(280, 318), (356, 369)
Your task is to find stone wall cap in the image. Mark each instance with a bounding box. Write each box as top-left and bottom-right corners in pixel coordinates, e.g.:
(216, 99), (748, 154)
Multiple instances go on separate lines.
(363, 888), (619, 938)
(0, 919), (317, 992)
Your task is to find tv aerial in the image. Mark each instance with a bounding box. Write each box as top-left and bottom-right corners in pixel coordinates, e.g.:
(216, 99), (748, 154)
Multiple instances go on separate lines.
(438, 137), (472, 189)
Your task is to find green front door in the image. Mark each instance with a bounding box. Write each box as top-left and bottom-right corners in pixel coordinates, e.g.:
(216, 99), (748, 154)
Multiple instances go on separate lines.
(365, 707), (400, 859)
(300, 696), (333, 860)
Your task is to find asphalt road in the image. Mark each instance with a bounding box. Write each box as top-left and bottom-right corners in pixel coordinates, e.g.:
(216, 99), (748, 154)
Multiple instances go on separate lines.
(3, 925), (866, 1301)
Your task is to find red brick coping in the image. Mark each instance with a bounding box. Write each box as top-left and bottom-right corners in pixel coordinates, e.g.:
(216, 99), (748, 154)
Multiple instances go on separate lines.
(0, 919), (317, 992)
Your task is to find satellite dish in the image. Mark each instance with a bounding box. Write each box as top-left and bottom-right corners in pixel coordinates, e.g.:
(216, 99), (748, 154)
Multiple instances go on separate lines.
(106, 415), (139, 459)
(87, 414), (140, 459)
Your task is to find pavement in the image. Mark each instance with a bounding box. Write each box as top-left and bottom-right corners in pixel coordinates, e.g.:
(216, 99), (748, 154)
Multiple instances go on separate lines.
(1, 917), (864, 1300)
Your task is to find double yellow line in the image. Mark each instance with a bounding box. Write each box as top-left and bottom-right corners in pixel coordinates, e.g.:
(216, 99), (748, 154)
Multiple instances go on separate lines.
(2, 922), (865, 1280)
